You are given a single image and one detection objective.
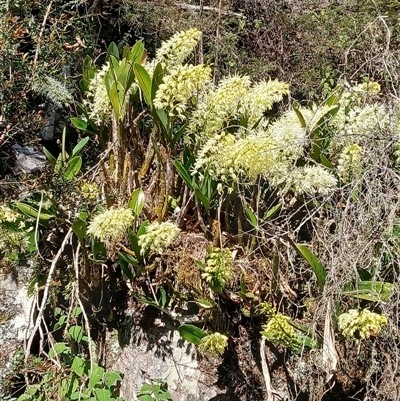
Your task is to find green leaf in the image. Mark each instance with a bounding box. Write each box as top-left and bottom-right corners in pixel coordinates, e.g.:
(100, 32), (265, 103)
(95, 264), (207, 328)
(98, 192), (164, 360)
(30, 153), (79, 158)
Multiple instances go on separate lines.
(134, 63), (152, 106)
(139, 383), (152, 393)
(108, 81), (125, 121)
(104, 371), (123, 387)
(71, 356), (85, 377)
(94, 388), (111, 401)
(15, 201), (54, 221)
(138, 396), (154, 401)
(72, 137), (90, 157)
(195, 298), (215, 309)
(159, 287), (167, 309)
(107, 42), (120, 60)
(71, 307), (82, 318)
(342, 281), (395, 302)
(194, 186), (210, 210)
(133, 293), (161, 309)
(49, 342), (70, 358)
(178, 324), (207, 345)
(263, 202), (282, 221)
(171, 121), (188, 148)
(69, 325), (84, 343)
(299, 334), (319, 349)
(151, 62), (164, 101)
(173, 160), (193, 189)
(43, 146), (57, 166)
(54, 315), (67, 330)
(117, 252), (136, 280)
(71, 117), (88, 131)
(319, 154), (334, 169)
(89, 364), (105, 388)
(64, 156), (82, 179)
(72, 217), (87, 241)
(293, 102), (306, 128)
(296, 244), (326, 290)
(158, 390), (172, 400)
(128, 188), (145, 216)
(128, 40), (145, 63)
(243, 202), (258, 227)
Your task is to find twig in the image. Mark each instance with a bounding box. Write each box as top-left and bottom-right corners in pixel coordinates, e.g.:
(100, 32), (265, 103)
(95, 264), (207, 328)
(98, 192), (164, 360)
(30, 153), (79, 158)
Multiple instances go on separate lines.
(33, 1), (53, 70)
(260, 337), (274, 401)
(175, 2), (246, 19)
(24, 227), (73, 364)
(73, 241), (94, 374)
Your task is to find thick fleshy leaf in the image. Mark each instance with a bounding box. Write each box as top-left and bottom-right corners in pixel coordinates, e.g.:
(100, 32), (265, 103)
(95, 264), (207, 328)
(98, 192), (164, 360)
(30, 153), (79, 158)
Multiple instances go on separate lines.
(178, 324), (207, 345)
(71, 117), (88, 132)
(64, 156), (82, 179)
(15, 201), (54, 221)
(72, 137), (90, 157)
(134, 63), (152, 106)
(296, 244), (326, 290)
(128, 188), (145, 216)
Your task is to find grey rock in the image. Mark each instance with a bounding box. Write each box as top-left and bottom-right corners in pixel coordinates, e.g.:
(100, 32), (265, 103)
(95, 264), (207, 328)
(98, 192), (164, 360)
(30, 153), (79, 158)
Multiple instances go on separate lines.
(12, 144), (46, 174)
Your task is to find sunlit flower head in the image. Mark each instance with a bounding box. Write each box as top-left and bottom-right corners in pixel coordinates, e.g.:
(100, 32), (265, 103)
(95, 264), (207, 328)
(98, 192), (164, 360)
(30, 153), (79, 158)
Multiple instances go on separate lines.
(338, 309), (387, 342)
(84, 62), (113, 125)
(154, 28), (202, 70)
(138, 221), (180, 255)
(87, 207), (134, 244)
(32, 75), (74, 108)
(153, 64), (211, 119)
(337, 144), (362, 182)
(239, 80), (289, 127)
(261, 313), (301, 350)
(198, 332), (228, 357)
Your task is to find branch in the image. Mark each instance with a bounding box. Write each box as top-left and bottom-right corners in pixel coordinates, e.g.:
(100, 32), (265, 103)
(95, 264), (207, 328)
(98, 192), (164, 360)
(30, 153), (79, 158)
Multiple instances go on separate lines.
(175, 2), (246, 19)
(24, 227), (73, 364)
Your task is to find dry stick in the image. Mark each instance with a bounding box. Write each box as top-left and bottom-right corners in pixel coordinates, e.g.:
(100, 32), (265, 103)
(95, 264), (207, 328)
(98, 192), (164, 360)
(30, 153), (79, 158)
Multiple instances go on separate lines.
(198, 0), (204, 65)
(73, 241), (94, 374)
(175, 2), (245, 18)
(24, 227), (73, 364)
(260, 337), (274, 401)
(213, 0), (223, 83)
(32, 2), (53, 70)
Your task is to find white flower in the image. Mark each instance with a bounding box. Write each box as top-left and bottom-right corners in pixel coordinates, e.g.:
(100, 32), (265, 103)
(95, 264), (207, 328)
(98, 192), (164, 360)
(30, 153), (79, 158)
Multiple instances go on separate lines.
(138, 221), (180, 254)
(87, 207), (135, 244)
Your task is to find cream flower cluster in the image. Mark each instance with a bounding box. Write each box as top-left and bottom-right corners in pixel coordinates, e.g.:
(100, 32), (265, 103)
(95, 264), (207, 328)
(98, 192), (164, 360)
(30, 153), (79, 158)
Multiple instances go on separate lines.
(154, 28), (202, 71)
(153, 64), (211, 119)
(137, 221), (180, 255)
(193, 111), (336, 196)
(84, 62), (113, 125)
(32, 75), (74, 108)
(283, 165), (338, 196)
(189, 75), (251, 140)
(337, 144), (362, 182)
(200, 247), (233, 289)
(239, 80), (289, 127)
(0, 205), (30, 259)
(261, 313), (301, 350)
(198, 332), (229, 358)
(338, 309), (388, 341)
(0, 205), (19, 223)
(87, 207), (135, 245)
(329, 103), (388, 151)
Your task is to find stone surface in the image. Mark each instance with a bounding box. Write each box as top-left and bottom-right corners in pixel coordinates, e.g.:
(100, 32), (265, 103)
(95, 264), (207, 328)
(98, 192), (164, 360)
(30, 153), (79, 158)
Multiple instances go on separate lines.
(111, 309), (223, 401)
(0, 266), (34, 396)
(11, 144), (46, 174)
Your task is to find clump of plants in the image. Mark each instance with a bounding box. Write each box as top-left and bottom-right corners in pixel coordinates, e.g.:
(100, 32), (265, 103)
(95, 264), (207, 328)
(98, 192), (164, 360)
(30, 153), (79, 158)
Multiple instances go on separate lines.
(2, 24), (400, 401)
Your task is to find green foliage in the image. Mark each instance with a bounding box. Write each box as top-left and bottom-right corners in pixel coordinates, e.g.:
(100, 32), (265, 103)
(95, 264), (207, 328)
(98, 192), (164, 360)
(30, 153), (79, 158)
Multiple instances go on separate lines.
(137, 379), (172, 401)
(17, 319), (124, 401)
(197, 247), (233, 293)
